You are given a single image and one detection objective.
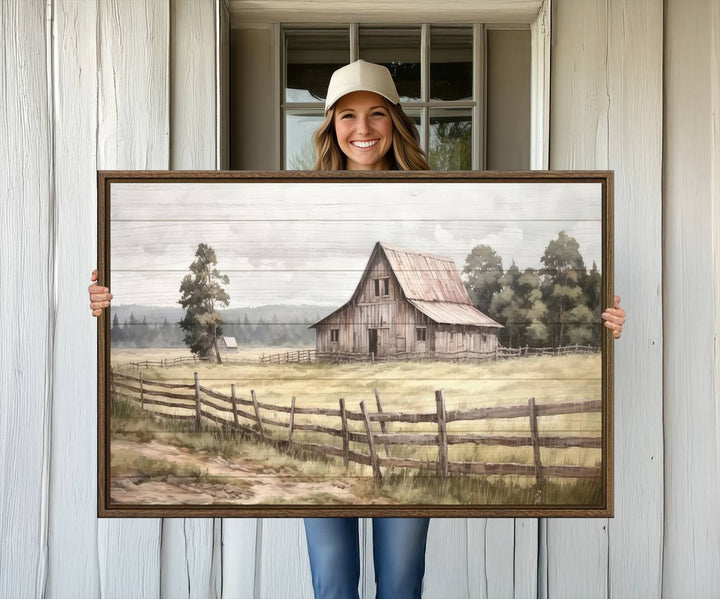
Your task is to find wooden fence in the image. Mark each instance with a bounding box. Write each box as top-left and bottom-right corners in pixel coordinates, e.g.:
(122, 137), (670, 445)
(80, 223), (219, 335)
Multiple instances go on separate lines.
(263, 343), (598, 364)
(128, 355), (257, 369)
(259, 349), (317, 364)
(110, 370), (602, 484)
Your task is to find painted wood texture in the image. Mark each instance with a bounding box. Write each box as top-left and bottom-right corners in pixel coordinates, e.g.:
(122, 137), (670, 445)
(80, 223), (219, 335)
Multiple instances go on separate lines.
(0, 2), (52, 598)
(96, 0), (168, 596)
(47, 1), (100, 597)
(2, 0), (718, 597)
(164, 2), (221, 597)
(663, 0), (720, 595)
(550, 2), (663, 598)
(228, 0), (543, 24)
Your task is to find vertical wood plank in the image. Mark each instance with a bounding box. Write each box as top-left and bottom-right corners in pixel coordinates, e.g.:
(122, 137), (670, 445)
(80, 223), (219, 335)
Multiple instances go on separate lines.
(0, 1), (52, 597)
(663, 0), (720, 594)
(170, 0), (216, 170)
(548, 2), (609, 596)
(258, 519), (314, 598)
(606, 1), (664, 597)
(551, 0), (665, 597)
(162, 2), (220, 597)
(47, 0), (101, 596)
(222, 519), (258, 598)
(96, 1), (169, 595)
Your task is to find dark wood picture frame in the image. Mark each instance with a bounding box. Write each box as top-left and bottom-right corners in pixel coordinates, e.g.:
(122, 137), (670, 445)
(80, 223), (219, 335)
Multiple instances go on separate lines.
(98, 170), (613, 518)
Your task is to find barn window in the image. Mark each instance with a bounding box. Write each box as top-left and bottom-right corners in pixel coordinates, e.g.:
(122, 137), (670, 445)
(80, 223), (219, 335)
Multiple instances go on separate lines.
(416, 327), (427, 342)
(330, 328), (339, 342)
(374, 277), (389, 297)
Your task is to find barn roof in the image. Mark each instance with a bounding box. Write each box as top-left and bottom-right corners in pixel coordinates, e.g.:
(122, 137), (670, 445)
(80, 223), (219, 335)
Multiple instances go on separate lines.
(378, 242), (476, 304)
(310, 242), (503, 329)
(220, 336), (238, 348)
(408, 300), (503, 328)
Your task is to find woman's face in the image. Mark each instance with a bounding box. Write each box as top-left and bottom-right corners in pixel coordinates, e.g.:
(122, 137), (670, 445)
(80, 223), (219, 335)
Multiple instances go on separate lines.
(333, 91), (394, 170)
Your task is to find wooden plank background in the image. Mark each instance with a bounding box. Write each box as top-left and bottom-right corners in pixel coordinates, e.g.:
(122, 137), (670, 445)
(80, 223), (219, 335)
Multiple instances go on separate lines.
(1, 0), (718, 597)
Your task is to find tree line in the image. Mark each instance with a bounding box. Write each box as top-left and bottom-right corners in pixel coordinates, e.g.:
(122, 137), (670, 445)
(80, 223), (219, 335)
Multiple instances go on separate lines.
(463, 231), (602, 348)
(110, 313), (316, 349)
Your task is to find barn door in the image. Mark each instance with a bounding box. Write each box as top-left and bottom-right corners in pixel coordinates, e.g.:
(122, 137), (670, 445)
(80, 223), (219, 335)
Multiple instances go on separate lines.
(368, 328), (377, 356)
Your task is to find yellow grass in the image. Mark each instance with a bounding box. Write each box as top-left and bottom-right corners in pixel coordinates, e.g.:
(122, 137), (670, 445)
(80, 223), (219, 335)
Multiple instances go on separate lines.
(112, 353), (602, 477)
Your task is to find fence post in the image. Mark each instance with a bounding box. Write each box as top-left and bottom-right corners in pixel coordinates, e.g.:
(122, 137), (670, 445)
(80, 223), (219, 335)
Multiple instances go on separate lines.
(339, 398), (349, 467)
(494, 346), (498, 361)
(230, 384), (239, 429)
(289, 396), (296, 449)
(373, 388), (391, 457)
(575, 343), (579, 354)
(193, 372), (202, 431)
(251, 390), (265, 442)
(435, 390), (448, 478)
(528, 397), (543, 485)
(360, 400), (382, 481)
(139, 372), (144, 409)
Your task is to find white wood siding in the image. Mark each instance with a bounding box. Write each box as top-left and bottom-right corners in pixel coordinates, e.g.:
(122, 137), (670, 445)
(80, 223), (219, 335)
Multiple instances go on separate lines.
(2, 0), (719, 597)
(550, 1), (664, 597)
(663, 0), (720, 595)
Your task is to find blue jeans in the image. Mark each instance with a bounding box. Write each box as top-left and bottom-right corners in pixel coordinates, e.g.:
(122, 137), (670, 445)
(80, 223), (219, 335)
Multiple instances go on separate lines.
(303, 517), (430, 599)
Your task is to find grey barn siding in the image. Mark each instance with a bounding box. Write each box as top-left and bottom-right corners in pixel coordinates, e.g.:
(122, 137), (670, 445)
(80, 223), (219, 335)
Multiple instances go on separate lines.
(1, 0), (718, 597)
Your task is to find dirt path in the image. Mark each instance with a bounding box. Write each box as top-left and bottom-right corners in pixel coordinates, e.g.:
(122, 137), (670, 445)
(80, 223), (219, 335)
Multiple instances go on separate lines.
(111, 438), (391, 506)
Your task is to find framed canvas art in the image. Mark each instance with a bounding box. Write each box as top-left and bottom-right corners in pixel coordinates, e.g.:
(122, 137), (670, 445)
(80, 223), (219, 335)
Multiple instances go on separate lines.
(97, 171), (613, 517)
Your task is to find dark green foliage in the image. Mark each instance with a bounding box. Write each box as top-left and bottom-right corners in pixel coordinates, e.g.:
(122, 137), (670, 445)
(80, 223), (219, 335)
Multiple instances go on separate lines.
(178, 243), (230, 362)
(464, 232), (601, 348)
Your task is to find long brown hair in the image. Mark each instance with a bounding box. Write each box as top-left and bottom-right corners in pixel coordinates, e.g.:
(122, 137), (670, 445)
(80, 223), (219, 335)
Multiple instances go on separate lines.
(312, 99), (430, 171)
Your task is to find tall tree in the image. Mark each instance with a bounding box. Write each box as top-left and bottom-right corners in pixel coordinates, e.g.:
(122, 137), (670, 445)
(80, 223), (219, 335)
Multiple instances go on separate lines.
(463, 244), (503, 316)
(540, 231), (587, 346)
(178, 243), (230, 362)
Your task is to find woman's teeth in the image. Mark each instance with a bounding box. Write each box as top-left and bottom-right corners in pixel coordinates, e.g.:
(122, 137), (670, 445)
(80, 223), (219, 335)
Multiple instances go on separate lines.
(351, 140), (378, 148)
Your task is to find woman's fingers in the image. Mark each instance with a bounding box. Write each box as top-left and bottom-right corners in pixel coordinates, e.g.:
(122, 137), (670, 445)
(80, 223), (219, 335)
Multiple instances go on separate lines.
(89, 269), (112, 316)
(602, 296), (625, 340)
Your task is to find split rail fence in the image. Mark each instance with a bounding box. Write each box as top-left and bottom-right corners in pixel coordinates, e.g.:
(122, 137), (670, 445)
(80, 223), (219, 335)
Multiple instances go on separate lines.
(263, 343), (598, 365)
(110, 370), (602, 484)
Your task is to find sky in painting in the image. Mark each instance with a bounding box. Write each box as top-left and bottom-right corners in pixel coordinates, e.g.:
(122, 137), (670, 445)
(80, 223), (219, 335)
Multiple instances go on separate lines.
(110, 181), (603, 307)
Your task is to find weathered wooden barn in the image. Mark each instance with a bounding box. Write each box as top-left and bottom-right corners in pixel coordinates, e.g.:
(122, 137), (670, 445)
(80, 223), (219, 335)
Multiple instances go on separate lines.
(311, 242), (502, 359)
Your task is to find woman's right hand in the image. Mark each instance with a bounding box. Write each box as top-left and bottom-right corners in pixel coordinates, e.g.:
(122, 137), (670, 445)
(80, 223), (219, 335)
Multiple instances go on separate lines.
(89, 269), (112, 317)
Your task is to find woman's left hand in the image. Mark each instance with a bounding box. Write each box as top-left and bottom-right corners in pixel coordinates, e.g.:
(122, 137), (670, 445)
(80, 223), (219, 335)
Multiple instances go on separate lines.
(601, 295), (626, 339)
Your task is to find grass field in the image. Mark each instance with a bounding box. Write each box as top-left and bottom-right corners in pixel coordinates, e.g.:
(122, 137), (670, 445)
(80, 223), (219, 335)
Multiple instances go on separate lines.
(110, 348), (604, 505)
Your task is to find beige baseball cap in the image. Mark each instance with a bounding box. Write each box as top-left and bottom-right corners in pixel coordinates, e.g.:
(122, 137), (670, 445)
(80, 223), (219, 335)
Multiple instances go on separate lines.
(324, 60), (400, 112)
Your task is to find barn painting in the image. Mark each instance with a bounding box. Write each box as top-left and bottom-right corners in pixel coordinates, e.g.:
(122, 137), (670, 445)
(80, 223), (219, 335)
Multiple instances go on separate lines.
(311, 242), (503, 360)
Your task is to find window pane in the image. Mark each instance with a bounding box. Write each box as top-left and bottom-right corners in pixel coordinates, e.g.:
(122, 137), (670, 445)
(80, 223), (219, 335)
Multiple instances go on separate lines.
(429, 109), (472, 170)
(359, 28), (421, 102)
(286, 30), (349, 103)
(285, 112), (324, 169)
(430, 27), (473, 101)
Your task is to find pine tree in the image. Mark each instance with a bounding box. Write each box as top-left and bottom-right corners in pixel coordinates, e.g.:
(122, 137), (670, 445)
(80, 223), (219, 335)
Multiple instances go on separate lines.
(178, 243), (230, 362)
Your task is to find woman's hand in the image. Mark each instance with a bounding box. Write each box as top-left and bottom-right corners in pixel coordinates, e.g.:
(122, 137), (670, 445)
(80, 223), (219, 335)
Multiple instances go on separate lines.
(601, 295), (625, 339)
(89, 269), (112, 317)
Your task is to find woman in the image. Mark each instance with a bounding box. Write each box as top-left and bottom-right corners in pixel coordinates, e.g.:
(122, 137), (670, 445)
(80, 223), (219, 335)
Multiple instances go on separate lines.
(88, 60), (626, 599)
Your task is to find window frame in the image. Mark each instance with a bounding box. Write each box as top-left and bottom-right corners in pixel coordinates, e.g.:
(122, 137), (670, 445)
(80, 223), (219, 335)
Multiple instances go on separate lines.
(281, 23), (493, 170)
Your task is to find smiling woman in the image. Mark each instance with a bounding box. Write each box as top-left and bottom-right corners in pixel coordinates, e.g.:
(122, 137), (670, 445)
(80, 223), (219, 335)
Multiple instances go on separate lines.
(310, 60), (430, 172)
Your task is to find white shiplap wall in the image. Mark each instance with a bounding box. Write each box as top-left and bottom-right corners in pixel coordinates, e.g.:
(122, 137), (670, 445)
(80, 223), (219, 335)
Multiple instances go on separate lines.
(2, 0), (719, 597)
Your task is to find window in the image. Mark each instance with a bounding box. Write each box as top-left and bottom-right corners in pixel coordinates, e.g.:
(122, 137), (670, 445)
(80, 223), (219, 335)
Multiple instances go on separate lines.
(281, 25), (530, 171)
(416, 327), (427, 342)
(374, 277), (390, 297)
(330, 328), (339, 342)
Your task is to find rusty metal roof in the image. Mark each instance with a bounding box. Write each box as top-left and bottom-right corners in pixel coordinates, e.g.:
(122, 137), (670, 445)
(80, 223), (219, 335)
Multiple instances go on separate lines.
(379, 242), (474, 304)
(408, 300), (503, 328)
